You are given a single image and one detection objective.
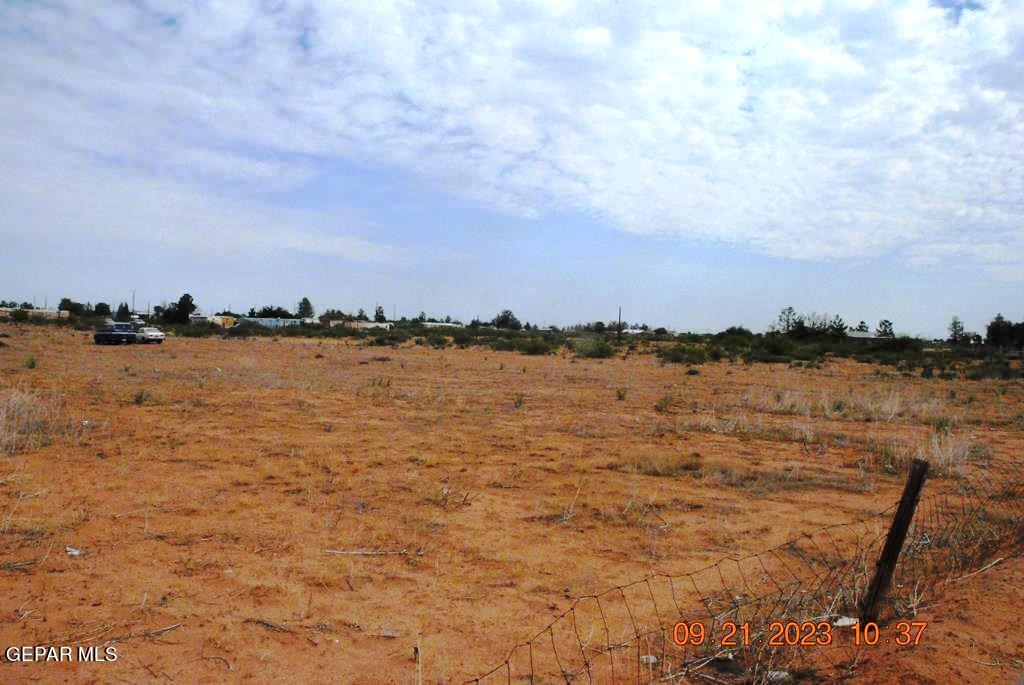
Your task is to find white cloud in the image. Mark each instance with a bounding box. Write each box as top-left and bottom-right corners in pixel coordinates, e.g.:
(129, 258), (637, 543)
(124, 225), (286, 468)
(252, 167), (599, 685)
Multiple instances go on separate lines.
(1, 0), (1022, 273)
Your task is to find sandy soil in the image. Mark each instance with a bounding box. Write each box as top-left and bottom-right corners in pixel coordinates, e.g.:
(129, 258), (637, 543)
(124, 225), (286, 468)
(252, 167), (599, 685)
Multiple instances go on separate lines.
(0, 325), (1020, 683)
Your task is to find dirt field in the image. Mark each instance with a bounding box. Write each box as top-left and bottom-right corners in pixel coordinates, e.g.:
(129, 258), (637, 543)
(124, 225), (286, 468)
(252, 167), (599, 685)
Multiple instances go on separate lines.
(0, 325), (1021, 683)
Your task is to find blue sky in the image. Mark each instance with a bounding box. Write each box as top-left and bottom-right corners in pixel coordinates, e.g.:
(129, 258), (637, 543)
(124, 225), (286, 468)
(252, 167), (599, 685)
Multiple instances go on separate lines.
(1, 0), (1022, 337)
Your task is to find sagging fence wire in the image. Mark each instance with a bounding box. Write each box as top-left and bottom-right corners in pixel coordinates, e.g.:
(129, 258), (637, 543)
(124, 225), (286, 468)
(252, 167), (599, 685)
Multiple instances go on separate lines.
(466, 456), (1024, 684)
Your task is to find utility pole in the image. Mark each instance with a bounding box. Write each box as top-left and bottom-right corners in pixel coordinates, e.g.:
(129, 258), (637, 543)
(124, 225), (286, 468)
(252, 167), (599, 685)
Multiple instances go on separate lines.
(617, 306), (622, 342)
(132, 290), (136, 314)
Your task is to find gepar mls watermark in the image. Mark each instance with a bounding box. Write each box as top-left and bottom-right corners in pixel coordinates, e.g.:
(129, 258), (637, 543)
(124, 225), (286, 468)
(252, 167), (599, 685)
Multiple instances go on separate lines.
(4, 645), (118, 663)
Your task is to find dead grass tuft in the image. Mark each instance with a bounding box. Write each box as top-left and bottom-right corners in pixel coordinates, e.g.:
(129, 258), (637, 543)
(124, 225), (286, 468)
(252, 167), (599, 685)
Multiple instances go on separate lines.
(1, 388), (75, 456)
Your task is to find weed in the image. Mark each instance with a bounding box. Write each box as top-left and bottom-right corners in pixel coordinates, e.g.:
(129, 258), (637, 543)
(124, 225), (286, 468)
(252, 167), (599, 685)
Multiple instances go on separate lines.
(573, 337), (614, 359)
(616, 388), (627, 401)
(24, 356), (37, 369)
(654, 393), (673, 413)
(513, 394), (524, 409)
(0, 388), (74, 455)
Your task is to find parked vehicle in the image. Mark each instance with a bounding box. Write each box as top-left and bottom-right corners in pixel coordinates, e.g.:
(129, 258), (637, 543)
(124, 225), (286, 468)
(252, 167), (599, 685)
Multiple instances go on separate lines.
(94, 322), (137, 345)
(135, 327), (165, 344)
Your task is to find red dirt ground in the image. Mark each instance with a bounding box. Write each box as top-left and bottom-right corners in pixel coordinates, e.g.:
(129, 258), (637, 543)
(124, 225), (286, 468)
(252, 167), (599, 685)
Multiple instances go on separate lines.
(0, 326), (1020, 683)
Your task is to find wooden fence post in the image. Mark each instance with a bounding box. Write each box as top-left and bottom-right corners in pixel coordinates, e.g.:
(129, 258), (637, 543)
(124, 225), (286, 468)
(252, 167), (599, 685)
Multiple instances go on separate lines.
(860, 458), (930, 623)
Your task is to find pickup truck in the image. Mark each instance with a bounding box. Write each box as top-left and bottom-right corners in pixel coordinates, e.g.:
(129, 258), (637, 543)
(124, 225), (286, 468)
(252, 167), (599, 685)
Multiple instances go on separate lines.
(94, 322), (137, 345)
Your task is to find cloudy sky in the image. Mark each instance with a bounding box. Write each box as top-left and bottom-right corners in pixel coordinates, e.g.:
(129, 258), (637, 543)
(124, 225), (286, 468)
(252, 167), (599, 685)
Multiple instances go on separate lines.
(1, 0), (1022, 335)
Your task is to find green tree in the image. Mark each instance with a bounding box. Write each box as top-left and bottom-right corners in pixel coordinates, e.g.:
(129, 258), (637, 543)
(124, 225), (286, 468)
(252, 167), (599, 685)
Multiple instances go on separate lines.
(875, 319), (894, 338)
(948, 316), (965, 346)
(356, 308), (369, 321)
(855, 321), (869, 333)
(174, 294), (197, 324)
(115, 302), (131, 321)
(58, 298), (85, 315)
(94, 302), (112, 316)
(296, 297), (314, 318)
(492, 309), (522, 330)
(775, 306), (798, 335)
(986, 314), (1014, 347)
(374, 305), (387, 323)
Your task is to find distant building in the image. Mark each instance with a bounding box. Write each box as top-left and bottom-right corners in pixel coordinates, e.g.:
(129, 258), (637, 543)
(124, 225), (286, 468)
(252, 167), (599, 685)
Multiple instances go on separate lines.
(240, 317), (302, 329)
(0, 308), (69, 320)
(421, 321), (461, 329)
(209, 315), (237, 328)
(330, 320), (392, 331)
(848, 331), (880, 340)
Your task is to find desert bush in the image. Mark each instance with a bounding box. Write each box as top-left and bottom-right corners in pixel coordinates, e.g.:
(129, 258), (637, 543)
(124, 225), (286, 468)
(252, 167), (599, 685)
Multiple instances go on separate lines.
(515, 337), (554, 355)
(615, 388), (627, 401)
(658, 343), (707, 365)
(612, 449), (703, 477)
(573, 337), (614, 359)
(0, 388), (73, 455)
(24, 356), (37, 369)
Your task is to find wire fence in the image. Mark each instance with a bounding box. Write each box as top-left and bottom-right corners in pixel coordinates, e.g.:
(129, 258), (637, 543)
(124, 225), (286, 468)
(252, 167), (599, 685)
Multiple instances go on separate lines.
(466, 456), (1024, 684)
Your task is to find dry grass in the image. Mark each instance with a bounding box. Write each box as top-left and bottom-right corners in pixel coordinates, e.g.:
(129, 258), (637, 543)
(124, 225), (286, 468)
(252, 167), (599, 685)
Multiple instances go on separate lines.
(0, 388), (73, 456)
(609, 448), (704, 477)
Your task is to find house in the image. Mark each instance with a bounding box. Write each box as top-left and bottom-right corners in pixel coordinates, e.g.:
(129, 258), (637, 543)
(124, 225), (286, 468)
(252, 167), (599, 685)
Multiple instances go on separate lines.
(209, 315), (237, 328)
(240, 317), (302, 329)
(330, 320), (392, 331)
(0, 308), (70, 320)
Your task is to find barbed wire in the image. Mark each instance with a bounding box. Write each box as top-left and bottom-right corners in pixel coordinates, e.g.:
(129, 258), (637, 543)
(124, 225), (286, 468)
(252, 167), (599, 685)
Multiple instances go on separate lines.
(467, 457), (1024, 684)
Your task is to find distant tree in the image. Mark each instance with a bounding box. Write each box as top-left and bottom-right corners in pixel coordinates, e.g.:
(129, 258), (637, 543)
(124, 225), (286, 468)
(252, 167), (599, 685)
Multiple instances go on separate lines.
(855, 321), (869, 333)
(827, 315), (847, 339)
(523, 322), (532, 330)
(115, 302), (131, 321)
(58, 298), (85, 315)
(374, 305), (387, 323)
(468, 318), (482, 329)
(775, 306), (799, 335)
(492, 309), (522, 330)
(94, 302), (112, 316)
(169, 294), (196, 324)
(251, 305), (292, 319)
(215, 310), (242, 318)
(985, 314), (1016, 347)
(356, 308), (369, 321)
(593, 321), (606, 333)
(19, 302), (34, 310)
(876, 319), (894, 338)
(315, 307), (348, 323)
(296, 297), (314, 318)
(948, 316), (965, 346)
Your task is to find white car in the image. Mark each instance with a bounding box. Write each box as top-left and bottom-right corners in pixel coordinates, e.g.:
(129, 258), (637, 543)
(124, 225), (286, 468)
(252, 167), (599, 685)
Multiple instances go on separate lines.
(135, 327), (165, 344)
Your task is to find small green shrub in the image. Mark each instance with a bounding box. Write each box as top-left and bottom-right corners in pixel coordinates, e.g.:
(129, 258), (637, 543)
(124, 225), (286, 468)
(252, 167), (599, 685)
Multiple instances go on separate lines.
(24, 356), (37, 369)
(616, 388), (627, 401)
(573, 337), (614, 359)
(659, 344), (707, 365)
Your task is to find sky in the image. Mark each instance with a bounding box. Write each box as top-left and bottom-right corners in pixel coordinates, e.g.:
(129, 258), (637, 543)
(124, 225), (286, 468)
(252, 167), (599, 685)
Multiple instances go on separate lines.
(1, 0), (1022, 337)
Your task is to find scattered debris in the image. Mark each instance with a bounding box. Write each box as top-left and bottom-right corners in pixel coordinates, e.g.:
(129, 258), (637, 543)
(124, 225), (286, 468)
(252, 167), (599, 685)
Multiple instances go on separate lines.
(65, 546), (82, 557)
(639, 654), (660, 665)
(325, 548), (424, 557)
(832, 616), (858, 627)
(245, 618), (293, 633)
(766, 671), (791, 683)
